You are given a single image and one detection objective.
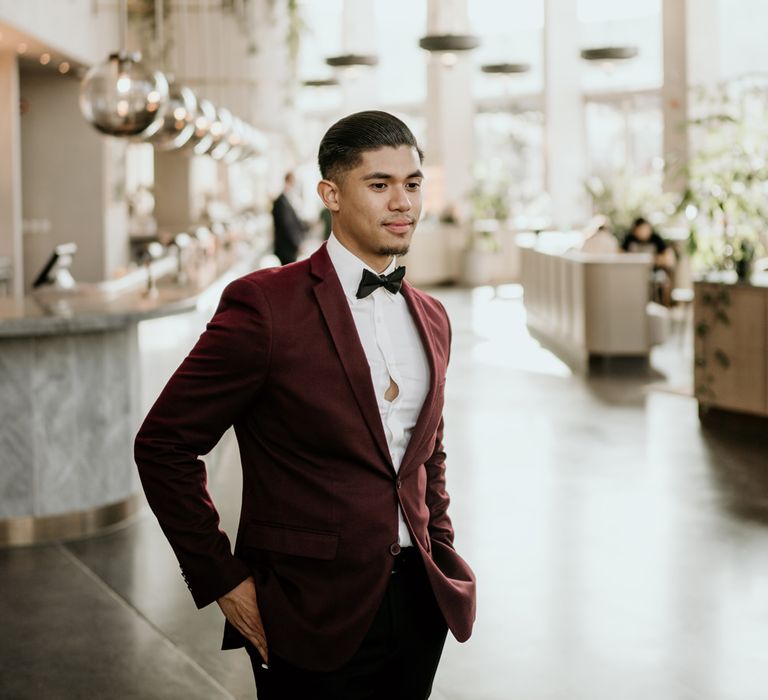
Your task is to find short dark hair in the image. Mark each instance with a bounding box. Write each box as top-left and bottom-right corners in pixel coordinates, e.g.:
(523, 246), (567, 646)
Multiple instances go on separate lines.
(632, 217), (649, 230)
(318, 110), (424, 182)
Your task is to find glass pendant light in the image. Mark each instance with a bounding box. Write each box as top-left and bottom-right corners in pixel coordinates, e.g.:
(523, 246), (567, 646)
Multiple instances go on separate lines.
(147, 83), (197, 150)
(223, 117), (246, 164)
(206, 107), (234, 160)
(144, 0), (194, 150)
(79, 0), (169, 137)
(188, 98), (217, 155)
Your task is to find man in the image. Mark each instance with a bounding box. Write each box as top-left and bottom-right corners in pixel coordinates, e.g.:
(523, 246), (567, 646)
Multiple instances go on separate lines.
(134, 110), (476, 699)
(271, 171), (309, 265)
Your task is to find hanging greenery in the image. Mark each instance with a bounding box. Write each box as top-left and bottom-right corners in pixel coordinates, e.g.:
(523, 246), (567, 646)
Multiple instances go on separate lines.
(676, 78), (768, 280)
(694, 286), (732, 408)
(262, 0), (306, 69)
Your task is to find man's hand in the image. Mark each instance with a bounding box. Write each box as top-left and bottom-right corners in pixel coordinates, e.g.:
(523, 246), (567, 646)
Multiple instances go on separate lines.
(217, 576), (268, 664)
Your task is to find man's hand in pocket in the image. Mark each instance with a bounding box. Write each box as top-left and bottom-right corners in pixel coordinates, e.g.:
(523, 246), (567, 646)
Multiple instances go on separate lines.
(217, 576), (268, 663)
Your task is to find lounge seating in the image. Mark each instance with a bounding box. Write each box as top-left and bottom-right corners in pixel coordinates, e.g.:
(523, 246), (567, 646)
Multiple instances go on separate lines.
(520, 241), (664, 370)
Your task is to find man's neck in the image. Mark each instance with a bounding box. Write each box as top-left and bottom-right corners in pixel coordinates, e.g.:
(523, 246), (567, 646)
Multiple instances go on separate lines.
(332, 232), (394, 273)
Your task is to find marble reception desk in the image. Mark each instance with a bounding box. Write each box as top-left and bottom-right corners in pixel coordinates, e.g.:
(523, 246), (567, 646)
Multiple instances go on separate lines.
(520, 243), (657, 370)
(0, 249), (261, 545)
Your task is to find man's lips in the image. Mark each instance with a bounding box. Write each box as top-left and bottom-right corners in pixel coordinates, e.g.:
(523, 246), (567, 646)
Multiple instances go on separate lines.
(382, 219), (414, 232)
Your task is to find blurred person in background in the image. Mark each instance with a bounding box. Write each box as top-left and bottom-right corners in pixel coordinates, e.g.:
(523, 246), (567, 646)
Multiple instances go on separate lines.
(621, 217), (676, 304)
(272, 171), (309, 264)
(319, 204), (333, 240)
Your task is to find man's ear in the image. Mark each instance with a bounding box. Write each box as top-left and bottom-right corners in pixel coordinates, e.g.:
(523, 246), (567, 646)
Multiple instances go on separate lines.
(317, 180), (340, 212)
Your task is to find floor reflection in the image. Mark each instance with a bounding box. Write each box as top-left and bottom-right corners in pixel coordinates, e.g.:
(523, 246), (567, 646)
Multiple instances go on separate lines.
(1, 287), (767, 699)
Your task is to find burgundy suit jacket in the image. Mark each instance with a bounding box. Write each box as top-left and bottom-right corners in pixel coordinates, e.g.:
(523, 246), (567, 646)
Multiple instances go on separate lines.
(134, 242), (476, 672)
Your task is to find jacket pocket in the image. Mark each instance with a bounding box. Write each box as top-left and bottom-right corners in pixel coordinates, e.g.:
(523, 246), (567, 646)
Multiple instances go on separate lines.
(243, 521), (339, 560)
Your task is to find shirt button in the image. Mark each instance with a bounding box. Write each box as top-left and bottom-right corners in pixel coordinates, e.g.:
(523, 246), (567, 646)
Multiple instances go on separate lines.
(389, 543), (402, 556)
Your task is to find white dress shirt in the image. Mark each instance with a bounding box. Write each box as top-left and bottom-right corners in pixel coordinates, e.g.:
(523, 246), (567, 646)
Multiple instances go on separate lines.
(326, 233), (431, 547)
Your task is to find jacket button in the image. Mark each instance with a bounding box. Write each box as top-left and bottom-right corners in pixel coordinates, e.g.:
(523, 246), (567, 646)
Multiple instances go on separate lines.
(396, 478), (402, 489)
(389, 543), (401, 556)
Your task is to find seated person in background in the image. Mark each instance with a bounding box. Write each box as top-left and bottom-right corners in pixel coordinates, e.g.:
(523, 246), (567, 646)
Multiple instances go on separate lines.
(621, 217), (676, 305)
(581, 218), (619, 254)
(621, 217), (674, 266)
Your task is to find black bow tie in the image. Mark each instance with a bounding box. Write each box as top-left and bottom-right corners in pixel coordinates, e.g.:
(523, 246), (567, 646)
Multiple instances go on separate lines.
(356, 266), (406, 299)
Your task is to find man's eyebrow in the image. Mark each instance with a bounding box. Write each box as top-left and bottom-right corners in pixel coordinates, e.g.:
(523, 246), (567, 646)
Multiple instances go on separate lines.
(362, 170), (424, 181)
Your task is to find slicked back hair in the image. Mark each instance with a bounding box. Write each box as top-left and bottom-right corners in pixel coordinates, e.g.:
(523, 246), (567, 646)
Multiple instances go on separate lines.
(318, 110), (424, 182)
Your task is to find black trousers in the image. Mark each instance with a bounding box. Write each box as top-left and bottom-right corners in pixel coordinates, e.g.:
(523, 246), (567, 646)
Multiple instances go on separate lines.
(245, 548), (448, 700)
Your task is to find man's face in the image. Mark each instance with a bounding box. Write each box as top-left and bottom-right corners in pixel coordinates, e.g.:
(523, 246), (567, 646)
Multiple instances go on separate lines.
(321, 145), (423, 267)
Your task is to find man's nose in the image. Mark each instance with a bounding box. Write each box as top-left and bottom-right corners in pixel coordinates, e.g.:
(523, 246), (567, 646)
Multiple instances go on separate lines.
(389, 186), (412, 211)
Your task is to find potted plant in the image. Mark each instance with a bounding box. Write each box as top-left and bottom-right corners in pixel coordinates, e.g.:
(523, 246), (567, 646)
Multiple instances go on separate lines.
(677, 79), (768, 281)
(463, 180), (507, 286)
(461, 225), (502, 287)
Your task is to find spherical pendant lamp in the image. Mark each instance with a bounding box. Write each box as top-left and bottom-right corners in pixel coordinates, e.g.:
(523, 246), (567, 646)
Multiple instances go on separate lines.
(207, 107), (235, 161)
(79, 51), (169, 137)
(188, 98), (218, 155)
(146, 83), (197, 151)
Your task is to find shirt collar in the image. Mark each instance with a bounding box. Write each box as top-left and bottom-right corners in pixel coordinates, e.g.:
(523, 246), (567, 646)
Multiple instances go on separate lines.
(326, 232), (397, 303)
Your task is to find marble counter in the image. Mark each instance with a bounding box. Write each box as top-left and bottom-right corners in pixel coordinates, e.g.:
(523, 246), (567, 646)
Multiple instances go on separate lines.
(0, 245), (257, 338)
(0, 245), (265, 545)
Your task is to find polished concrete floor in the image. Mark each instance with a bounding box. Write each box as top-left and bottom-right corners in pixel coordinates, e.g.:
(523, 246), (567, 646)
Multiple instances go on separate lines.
(2, 285), (768, 699)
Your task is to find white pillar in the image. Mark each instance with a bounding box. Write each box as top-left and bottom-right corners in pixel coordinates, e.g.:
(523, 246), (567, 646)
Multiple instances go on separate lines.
(425, 0), (476, 220)
(0, 51), (23, 297)
(543, 0), (589, 230)
(662, 0), (720, 193)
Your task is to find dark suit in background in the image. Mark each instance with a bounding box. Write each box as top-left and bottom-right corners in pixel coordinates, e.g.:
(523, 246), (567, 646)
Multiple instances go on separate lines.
(271, 192), (308, 265)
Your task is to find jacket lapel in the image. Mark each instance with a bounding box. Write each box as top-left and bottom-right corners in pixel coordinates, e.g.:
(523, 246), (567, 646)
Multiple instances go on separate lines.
(310, 246), (394, 472)
(398, 281), (440, 475)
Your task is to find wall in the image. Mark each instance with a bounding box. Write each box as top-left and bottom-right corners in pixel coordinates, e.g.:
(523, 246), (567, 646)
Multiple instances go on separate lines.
(20, 70), (128, 285)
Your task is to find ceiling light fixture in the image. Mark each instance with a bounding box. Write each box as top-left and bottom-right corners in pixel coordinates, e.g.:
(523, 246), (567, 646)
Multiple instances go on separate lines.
(418, 34), (480, 53)
(302, 77), (340, 87)
(79, 0), (168, 137)
(325, 54), (378, 69)
(580, 46), (638, 62)
(481, 63), (531, 75)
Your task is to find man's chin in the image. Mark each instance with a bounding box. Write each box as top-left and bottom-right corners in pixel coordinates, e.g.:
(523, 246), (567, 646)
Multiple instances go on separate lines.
(378, 243), (410, 257)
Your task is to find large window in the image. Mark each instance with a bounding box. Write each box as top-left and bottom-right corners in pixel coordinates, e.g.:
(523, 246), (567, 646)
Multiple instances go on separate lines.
(474, 110), (546, 227)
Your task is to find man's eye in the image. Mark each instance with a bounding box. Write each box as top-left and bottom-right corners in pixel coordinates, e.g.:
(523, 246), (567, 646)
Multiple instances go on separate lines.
(370, 183), (387, 190)
(406, 182), (422, 190)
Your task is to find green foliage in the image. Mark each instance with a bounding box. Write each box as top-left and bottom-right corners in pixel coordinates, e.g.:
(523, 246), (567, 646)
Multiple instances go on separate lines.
(470, 181), (510, 222)
(585, 170), (677, 239)
(695, 286), (732, 407)
(676, 79), (768, 276)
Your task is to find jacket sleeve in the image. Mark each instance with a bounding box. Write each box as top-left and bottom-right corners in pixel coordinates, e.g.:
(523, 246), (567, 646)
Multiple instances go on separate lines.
(134, 276), (272, 608)
(424, 416), (454, 548)
(424, 302), (455, 548)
